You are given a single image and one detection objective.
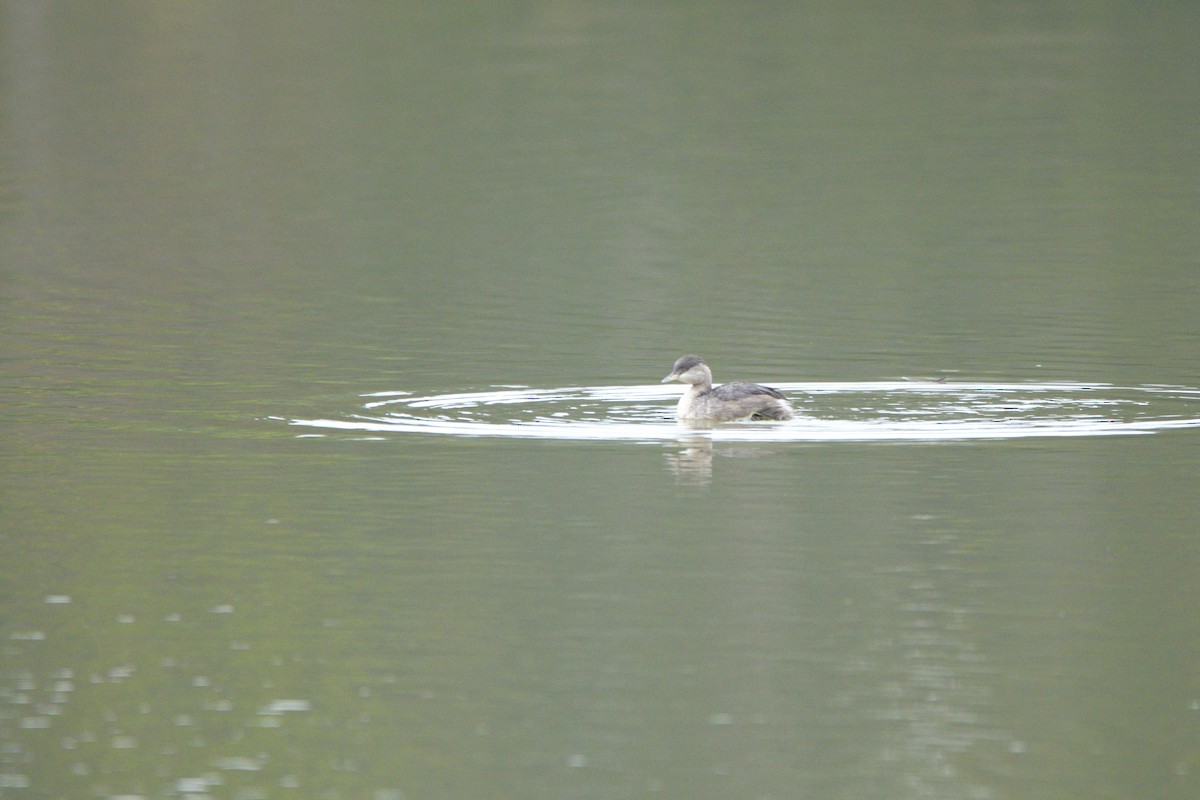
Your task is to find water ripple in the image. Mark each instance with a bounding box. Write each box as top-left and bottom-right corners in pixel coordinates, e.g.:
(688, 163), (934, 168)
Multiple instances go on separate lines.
(286, 382), (1200, 442)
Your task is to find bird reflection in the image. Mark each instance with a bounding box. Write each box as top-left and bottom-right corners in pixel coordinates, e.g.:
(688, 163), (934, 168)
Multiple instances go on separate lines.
(664, 438), (714, 484)
(663, 437), (784, 485)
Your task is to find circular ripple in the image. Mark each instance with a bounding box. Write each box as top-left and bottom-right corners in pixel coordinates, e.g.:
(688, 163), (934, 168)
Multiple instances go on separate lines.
(286, 382), (1200, 442)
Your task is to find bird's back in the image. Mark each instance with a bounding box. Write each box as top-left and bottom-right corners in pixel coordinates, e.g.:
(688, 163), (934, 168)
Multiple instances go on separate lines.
(711, 381), (788, 402)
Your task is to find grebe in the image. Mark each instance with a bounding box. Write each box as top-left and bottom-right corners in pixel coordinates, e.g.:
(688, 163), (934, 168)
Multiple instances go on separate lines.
(661, 355), (795, 422)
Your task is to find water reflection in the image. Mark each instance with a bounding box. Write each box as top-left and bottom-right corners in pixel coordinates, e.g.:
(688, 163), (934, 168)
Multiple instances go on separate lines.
(853, 555), (1011, 799)
(0, 599), (323, 798)
(663, 439), (795, 485)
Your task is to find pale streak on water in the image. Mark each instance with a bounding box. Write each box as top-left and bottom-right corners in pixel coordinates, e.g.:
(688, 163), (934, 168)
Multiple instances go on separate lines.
(287, 382), (1200, 442)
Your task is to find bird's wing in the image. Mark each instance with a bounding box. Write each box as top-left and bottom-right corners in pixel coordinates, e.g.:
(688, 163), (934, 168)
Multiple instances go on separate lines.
(712, 381), (788, 401)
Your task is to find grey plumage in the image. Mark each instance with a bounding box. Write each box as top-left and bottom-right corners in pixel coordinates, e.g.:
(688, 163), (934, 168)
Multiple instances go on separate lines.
(661, 355), (795, 422)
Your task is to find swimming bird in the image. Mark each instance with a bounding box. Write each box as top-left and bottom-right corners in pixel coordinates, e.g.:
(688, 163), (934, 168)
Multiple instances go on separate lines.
(661, 355), (795, 422)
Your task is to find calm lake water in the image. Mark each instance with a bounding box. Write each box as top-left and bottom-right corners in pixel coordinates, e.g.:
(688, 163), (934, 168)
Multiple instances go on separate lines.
(3, 3), (1199, 799)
